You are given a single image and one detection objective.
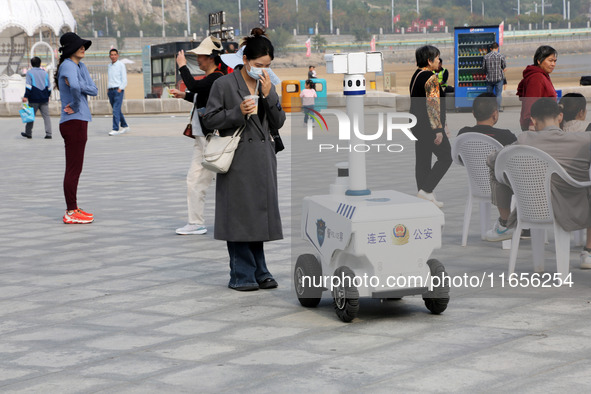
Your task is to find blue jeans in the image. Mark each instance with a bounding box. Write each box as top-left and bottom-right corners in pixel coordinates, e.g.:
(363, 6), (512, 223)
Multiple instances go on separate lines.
(227, 241), (273, 288)
(487, 80), (504, 109)
(107, 89), (128, 131)
(303, 105), (314, 123)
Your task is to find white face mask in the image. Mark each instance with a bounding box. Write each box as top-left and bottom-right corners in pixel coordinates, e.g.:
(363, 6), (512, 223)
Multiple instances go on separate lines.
(247, 62), (281, 85)
(247, 62), (264, 80)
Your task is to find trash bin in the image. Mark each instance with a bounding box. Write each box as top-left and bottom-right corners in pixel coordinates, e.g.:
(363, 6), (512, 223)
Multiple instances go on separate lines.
(281, 80), (301, 113)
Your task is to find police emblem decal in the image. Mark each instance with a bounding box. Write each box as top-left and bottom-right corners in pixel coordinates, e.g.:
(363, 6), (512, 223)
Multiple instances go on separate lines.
(392, 224), (410, 245)
(316, 219), (326, 247)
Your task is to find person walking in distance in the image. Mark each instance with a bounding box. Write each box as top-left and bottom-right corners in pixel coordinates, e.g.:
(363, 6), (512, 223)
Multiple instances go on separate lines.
(169, 36), (227, 235)
(21, 57), (52, 139)
(54, 32), (98, 224)
(482, 42), (506, 110)
(107, 48), (129, 136)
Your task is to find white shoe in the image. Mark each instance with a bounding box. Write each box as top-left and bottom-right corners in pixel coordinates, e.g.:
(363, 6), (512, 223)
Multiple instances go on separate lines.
(120, 126), (129, 134)
(175, 224), (207, 235)
(417, 190), (444, 208)
(108, 130), (121, 136)
(485, 219), (514, 241)
(580, 250), (591, 269)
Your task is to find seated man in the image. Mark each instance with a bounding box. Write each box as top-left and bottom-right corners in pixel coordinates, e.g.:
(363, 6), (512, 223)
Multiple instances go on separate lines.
(458, 93), (517, 242)
(488, 98), (591, 269)
(458, 92), (517, 146)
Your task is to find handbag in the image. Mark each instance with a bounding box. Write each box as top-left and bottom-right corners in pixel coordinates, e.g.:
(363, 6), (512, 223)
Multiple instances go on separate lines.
(201, 124), (245, 174)
(183, 99), (196, 138)
(271, 129), (284, 153)
(19, 104), (35, 123)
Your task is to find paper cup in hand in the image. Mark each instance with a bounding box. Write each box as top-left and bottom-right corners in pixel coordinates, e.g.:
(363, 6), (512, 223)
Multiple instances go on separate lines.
(244, 95), (259, 114)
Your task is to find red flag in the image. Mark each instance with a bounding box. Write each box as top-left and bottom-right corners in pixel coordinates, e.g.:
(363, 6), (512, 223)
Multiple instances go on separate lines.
(393, 14), (400, 23)
(305, 37), (311, 57)
(499, 21), (504, 46)
(370, 35), (376, 51)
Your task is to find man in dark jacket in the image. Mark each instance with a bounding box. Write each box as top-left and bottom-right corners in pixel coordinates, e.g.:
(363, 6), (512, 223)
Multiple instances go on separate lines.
(21, 57), (52, 139)
(458, 93), (516, 146)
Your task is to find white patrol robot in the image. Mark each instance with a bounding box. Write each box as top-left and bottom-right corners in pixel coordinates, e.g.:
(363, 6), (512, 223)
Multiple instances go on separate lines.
(294, 52), (450, 322)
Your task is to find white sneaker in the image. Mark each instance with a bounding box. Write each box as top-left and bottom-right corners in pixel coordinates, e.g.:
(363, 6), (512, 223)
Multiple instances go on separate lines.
(176, 224), (207, 235)
(580, 250), (591, 269)
(120, 126), (129, 134)
(109, 130), (121, 136)
(485, 219), (514, 241)
(417, 190), (444, 208)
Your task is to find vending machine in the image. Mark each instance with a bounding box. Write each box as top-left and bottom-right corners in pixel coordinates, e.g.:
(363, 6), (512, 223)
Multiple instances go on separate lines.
(454, 25), (503, 110)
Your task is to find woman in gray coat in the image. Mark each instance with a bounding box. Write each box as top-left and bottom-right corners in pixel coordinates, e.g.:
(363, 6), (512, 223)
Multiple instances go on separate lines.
(203, 28), (286, 291)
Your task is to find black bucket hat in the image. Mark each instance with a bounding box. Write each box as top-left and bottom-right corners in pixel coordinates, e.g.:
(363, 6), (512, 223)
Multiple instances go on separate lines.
(59, 32), (92, 59)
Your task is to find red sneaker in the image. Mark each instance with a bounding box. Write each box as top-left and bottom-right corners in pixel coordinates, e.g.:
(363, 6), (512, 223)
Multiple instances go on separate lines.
(63, 210), (94, 224)
(76, 208), (93, 219)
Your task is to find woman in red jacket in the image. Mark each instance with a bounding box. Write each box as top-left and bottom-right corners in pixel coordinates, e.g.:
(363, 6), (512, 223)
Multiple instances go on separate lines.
(517, 45), (557, 131)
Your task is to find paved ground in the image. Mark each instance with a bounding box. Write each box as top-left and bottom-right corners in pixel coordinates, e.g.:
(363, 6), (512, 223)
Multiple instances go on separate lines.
(1, 106), (590, 393)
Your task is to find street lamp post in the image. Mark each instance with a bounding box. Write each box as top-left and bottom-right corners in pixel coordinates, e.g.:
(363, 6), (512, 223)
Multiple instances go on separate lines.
(391, 0), (394, 33)
(239, 0), (243, 35)
(186, 0), (190, 35)
(161, 0), (165, 38)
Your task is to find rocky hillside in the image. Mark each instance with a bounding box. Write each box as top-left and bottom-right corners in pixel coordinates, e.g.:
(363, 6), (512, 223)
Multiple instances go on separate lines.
(65, 0), (192, 26)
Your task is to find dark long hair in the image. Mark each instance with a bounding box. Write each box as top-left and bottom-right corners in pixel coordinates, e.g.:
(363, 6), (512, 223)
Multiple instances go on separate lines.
(241, 27), (274, 61)
(53, 55), (67, 91)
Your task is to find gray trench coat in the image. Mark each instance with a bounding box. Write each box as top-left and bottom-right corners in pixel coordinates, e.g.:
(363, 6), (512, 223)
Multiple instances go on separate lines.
(202, 68), (286, 242)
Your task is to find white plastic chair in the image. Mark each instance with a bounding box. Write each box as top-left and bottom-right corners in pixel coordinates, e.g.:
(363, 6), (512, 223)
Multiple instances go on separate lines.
(495, 145), (591, 278)
(452, 133), (504, 246)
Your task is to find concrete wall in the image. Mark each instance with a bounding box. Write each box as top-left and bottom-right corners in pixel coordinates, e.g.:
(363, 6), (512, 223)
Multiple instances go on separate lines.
(2, 87), (591, 117)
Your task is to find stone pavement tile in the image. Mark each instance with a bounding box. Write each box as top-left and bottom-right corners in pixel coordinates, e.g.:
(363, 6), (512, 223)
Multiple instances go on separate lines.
(77, 355), (183, 381)
(472, 302), (588, 331)
(7, 326), (104, 343)
(151, 338), (237, 362)
(497, 359), (591, 393)
(285, 330), (401, 355)
(84, 333), (175, 351)
(79, 311), (174, 330)
(154, 318), (230, 336)
(222, 324), (310, 344)
(0, 285), (47, 299)
(21, 287), (112, 304)
(230, 346), (333, 367)
(82, 278), (163, 293)
(368, 366), (500, 392)
(82, 293), (164, 312)
(152, 364), (280, 393)
(2, 374), (115, 394)
(139, 297), (232, 318)
(10, 347), (110, 369)
(15, 306), (102, 324)
(0, 300), (43, 317)
(0, 367), (38, 386)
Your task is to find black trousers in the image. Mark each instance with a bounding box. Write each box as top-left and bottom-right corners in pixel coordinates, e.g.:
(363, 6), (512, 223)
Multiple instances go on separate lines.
(414, 131), (452, 193)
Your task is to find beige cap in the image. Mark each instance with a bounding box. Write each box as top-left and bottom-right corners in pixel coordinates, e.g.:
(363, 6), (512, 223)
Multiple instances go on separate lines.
(187, 36), (223, 56)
